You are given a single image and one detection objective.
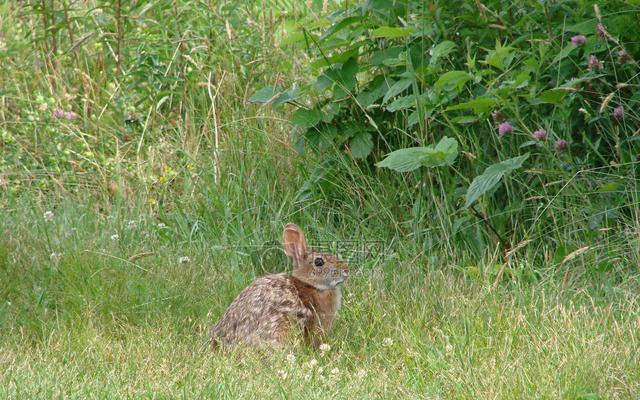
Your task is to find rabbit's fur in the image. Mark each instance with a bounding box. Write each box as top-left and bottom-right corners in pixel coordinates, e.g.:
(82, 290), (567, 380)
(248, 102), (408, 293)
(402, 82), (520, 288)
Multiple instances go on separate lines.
(210, 224), (348, 349)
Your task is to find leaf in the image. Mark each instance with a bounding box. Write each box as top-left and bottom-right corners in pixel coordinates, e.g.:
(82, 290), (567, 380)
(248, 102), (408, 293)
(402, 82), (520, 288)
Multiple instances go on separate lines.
(333, 57), (360, 98)
(446, 96), (496, 116)
(382, 78), (413, 104)
(551, 44), (577, 64)
(533, 89), (567, 105)
(429, 41), (457, 65)
(386, 95), (417, 112)
(484, 41), (515, 71)
(375, 137), (459, 172)
(249, 86), (277, 104)
(356, 76), (391, 107)
(350, 131), (373, 159)
(370, 26), (416, 39)
(292, 108), (322, 129)
(565, 20), (597, 35)
(434, 71), (471, 93)
(321, 16), (364, 40)
(272, 86), (300, 108)
(464, 154), (529, 208)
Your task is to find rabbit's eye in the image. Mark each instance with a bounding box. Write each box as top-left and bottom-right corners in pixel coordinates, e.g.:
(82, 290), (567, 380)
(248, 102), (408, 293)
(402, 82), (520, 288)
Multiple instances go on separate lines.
(314, 257), (325, 267)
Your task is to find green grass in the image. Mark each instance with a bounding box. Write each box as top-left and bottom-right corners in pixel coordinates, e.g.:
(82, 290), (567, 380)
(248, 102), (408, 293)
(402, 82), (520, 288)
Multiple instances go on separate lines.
(2, 1), (640, 398)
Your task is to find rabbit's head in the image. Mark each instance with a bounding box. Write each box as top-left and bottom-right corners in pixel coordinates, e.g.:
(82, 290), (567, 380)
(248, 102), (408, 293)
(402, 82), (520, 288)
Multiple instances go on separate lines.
(283, 224), (349, 290)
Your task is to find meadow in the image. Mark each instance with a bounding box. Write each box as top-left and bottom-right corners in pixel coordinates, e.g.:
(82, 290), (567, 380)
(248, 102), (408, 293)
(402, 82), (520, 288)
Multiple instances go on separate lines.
(1, 1), (640, 398)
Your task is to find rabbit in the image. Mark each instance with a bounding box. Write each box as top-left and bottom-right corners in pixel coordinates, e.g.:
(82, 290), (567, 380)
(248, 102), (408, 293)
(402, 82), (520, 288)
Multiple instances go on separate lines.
(210, 223), (349, 349)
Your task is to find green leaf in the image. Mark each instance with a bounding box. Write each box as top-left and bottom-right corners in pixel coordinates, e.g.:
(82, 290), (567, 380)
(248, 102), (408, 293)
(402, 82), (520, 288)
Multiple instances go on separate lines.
(386, 95), (417, 112)
(375, 137), (459, 172)
(484, 41), (515, 71)
(533, 89), (567, 105)
(249, 86), (277, 104)
(272, 86), (300, 108)
(382, 78), (413, 103)
(356, 76), (391, 107)
(429, 41), (457, 65)
(551, 44), (577, 64)
(565, 20), (597, 35)
(434, 71), (471, 93)
(464, 154), (530, 208)
(350, 131), (373, 159)
(292, 108), (322, 129)
(370, 26), (416, 39)
(446, 96), (496, 116)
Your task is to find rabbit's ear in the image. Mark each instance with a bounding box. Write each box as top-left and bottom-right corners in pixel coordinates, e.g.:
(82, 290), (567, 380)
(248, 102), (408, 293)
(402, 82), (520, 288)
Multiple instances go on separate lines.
(282, 223), (308, 263)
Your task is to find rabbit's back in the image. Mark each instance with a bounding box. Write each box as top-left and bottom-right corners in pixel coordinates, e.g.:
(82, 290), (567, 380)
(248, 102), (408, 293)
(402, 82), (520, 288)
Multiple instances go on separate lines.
(210, 273), (310, 347)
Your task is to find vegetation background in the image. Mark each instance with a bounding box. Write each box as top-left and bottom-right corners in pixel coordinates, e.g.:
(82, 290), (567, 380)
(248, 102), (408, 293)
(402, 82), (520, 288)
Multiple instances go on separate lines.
(1, 0), (639, 398)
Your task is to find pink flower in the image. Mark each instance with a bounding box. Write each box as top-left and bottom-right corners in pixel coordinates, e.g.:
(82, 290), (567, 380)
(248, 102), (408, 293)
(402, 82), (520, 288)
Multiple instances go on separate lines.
(52, 109), (65, 119)
(612, 106), (624, 121)
(555, 139), (569, 153)
(571, 35), (586, 47)
(616, 50), (630, 64)
(596, 23), (606, 40)
(498, 122), (513, 136)
(64, 111), (78, 120)
(532, 128), (547, 140)
(587, 55), (603, 71)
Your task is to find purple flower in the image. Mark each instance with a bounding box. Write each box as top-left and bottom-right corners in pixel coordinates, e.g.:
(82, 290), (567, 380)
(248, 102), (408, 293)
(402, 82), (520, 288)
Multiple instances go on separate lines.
(52, 109), (65, 119)
(596, 23), (606, 40)
(616, 50), (630, 64)
(64, 111), (78, 120)
(571, 35), (586, 47)
(498, 122), (513, 136)
(612, 106), (624, 121)
(555, 139), (569, 153)
(587, 55), (604, 71)
(532, 128), (547, 140)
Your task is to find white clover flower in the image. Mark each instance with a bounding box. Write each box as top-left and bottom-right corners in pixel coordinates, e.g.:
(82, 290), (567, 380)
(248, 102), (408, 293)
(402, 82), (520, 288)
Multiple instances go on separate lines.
(126, 220), (137, 229)
(382, 337), (393, 347)
(303, 373), (311, 381)
(285, 353), (296, 365)
(445, 343), (454, 356)
(304, 358), (318, 369)
(330, 367), (340, 376)
(157, 222), (167, 229)
(49, 252), (62, 262)
(355, 369), (367, 379)
(178, 256), (190, 264)
(317, 367), (324, 375)
(276, 369), (288, 379)
(43, 211), (54, 223)
(319, 343), (331, 353)
(110, 234), (119, 241)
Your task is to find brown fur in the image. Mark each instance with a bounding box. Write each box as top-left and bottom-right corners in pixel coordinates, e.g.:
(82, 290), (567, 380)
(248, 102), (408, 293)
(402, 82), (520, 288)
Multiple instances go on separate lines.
(210, 224), (348, 350)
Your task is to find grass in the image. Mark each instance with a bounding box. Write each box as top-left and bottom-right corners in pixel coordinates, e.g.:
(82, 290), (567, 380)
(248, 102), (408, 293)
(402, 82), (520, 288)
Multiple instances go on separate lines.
(1, 1), (640, 399)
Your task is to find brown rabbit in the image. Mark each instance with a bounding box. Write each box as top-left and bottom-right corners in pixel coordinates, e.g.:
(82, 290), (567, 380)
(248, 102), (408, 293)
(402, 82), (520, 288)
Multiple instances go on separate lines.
(210, 224), (349, 349)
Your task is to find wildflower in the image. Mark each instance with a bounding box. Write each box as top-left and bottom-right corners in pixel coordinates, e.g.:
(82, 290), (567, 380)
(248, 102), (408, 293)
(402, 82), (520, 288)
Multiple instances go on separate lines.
(43, 211), (54, 222)
(355, 369), (367, 379)
(612, 106), (624, 121)
(126, 220), (137, 229)
(498, 122), (513, 136)
(587, 55), (604, 71)
(330, 367), (340, 377)
(157, 222), (167, 229)
(110, 234), (119, 241)
(50, 252), (62, 262)
(303, 374), (312, 381)
(276, 369), (288, 379)
(178, 256), (190, 264)
(554, 139), (569, 153)
(596, 23), (606, 40)
(52, 109), (65, 119)
(445, 343), (454, 356)
(616, 50), (630, 64)
(532, 128), (547, 140)
(304, 359), (319, 368)
(65, 111), (78, 120)
(382, 337), (393, 347)
(285, 353), (296, 365)
(570, 34), (586, 47)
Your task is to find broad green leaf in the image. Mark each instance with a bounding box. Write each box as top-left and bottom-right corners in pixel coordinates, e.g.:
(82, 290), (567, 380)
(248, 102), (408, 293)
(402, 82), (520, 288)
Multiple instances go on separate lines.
(434, 71), (471, 93)
(382, 78), (413, 103)
(533, 89), (567, 105)
(551, 43), (577, 64)
(386, 95), (417, 112)
(371, 26), (416, 39)
(356, 76), (392, 107)
(565, 20), (597, 35)
(446, 96), (496, 116)
(292, 108), (322, 129)
(429, 41), (457, 65)
(333, 57), (359, 98)
(464, 154), (530, 208)
(321, 16), (364, 40)
(280, 31), (306, 46)
(375, 137), (459, 172)
(249, 86), (277, 104)
(452, 115), (478, 124)
(272, 86), (300, 108)
(370, 46), (403, 65)
(350, 131), (374, 159)
(484, 41), (515, 71)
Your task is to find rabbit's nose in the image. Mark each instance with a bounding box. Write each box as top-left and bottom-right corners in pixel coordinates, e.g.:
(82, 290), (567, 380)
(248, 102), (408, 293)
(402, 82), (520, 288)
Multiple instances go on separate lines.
(341, 270), (349, 278)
